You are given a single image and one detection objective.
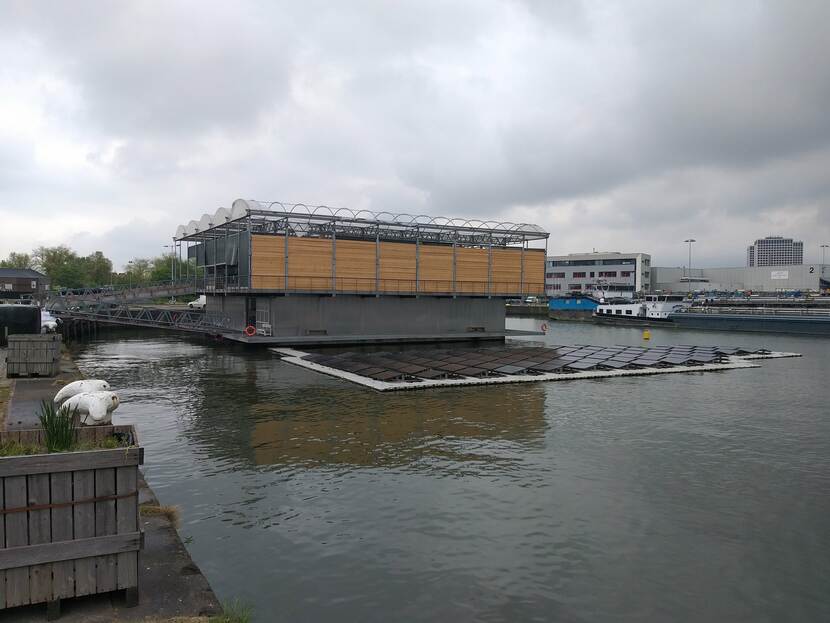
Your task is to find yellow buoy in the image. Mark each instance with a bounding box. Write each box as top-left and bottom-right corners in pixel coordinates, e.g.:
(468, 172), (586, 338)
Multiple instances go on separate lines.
(643, 328), (651, 340)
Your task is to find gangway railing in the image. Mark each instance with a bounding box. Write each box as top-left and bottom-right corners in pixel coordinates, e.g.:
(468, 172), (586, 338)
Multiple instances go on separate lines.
(48, 279), (197, 304)
(52, 301), (232, 334)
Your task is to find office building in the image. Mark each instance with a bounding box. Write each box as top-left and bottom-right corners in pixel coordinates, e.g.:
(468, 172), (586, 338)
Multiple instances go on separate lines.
(545, 252), (651, 299)
(747, 236), (803, 266)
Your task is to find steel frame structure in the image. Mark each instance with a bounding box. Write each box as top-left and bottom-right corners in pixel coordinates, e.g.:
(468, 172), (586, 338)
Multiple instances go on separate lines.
(174, 199), (549, 247)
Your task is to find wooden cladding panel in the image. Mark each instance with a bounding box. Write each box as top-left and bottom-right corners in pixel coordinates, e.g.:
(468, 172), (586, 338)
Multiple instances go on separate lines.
(250, 233), (542, 295)
(419, 246), (453, 293)
(455, 247), (489, 293)
(491, 249), (522, 294)
(251, 235), (284, 289)
(523, 250), (545, 295)
(335, 240), (376, 292)
(379, 242), (416, 292)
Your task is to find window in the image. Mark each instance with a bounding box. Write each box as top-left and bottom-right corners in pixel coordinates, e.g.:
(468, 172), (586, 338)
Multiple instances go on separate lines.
(615, 310), (622, 315)
(589, 272), (595, 277)
(572, 272), (587, 278)
(620, 271), (632, 277)
(551, 272), (565, 278)
(549, 284), (561, 290)
(31, 280), (37, 289)
(568, 284), (581, 290)
(625, 310), (632, 315)
(599, 271), (617, 278)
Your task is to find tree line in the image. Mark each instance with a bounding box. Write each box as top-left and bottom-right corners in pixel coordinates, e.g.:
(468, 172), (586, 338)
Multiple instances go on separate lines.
(0, 245), (195, 289)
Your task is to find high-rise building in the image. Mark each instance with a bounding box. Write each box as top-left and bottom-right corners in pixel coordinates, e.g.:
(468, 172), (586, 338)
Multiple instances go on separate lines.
(747, 236), (803, 267)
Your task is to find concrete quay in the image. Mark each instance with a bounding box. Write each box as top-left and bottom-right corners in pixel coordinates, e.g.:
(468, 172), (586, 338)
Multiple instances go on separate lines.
(0, 345), (223, 622)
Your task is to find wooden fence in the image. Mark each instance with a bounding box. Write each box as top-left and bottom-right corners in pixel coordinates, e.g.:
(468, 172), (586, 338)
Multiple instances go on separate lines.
(6, 334), (62, 378)
(0, 425), (142, 618)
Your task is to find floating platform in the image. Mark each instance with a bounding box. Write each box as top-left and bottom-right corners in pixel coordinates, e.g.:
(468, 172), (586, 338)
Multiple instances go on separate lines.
(273, 344), (800, 392)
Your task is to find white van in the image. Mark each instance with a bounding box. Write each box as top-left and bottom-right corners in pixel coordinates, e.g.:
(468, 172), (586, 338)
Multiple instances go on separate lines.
(188, 295), (207, 310)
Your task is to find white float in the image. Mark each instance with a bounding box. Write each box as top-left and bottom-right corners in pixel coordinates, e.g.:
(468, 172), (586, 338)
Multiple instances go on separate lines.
(54, 380), (111, 406)
(62, 391), (121, 425)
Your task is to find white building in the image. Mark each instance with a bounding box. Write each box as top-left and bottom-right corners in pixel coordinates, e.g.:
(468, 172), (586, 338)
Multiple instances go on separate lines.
(747, 236), (803, 267)
(652, 264), (828, 293)
(546, 252), (651, 299)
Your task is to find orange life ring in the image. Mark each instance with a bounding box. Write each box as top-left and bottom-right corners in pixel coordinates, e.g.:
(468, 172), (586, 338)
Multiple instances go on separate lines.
(541, 323), (548, 332)
(244, 325), (257, 337)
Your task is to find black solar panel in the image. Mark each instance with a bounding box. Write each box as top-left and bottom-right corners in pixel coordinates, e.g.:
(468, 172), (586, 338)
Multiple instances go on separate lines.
(494, 365), (527, 375)
(566, 360), (600, 370)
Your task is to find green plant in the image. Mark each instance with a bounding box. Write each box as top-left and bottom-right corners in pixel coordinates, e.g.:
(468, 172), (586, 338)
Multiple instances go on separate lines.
(211, 599), (253, 623)
(37, 401), (78, 452)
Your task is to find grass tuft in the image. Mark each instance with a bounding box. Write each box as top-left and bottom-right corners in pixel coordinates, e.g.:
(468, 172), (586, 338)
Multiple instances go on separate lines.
(211, 600), (253, 623)
(140, 504), (181, 528)
(0, 440), (43, 457)
(38, 400), (77, 452)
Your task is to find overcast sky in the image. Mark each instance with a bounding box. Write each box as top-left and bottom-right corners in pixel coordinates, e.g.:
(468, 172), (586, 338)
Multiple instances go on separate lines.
(1, 0), (829, 269)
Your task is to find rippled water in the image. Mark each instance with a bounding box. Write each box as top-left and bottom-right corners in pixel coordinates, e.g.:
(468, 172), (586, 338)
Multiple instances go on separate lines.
(69, 320), (830, 622)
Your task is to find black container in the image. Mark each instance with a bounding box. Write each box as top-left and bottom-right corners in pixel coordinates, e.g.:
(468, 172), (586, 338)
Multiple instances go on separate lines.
(0, 305), (40, 346)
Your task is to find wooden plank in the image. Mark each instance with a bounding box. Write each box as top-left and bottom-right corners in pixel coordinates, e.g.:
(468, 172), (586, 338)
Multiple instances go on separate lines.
(0, 478), (6, 609)
(419, 245), (454, 293)
(115, 467), (138, 590)
(27, 473), (52, 603)
(455, 247), (489, 293)
(95, 468), (117, 592)
(334, 239), (376, 292)
(0, 533), (142, 570)
(4, 475), (30, 607)
(0, 447), (141, 478)
(50, 472), (75, 600)
(379, 242), (416, 292)
(72, 470), (96, 596)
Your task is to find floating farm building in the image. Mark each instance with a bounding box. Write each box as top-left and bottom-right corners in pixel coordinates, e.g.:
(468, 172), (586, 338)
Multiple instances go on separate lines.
(174, 199), (549, 343)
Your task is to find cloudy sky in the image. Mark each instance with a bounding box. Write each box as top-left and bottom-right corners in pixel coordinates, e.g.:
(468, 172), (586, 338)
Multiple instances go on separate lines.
(1, 0), (829, 269)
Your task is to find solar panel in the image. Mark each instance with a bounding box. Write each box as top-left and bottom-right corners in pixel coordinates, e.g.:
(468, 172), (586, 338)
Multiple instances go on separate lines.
(566, 360), (600, 370)
(494, 365), (527, 375)
(600, 360), (632, 369)
(456, 367), (486, 377)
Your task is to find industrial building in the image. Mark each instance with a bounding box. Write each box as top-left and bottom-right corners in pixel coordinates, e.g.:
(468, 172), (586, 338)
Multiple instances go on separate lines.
(747, 236), (803, 266)
(0, 268), (49, 302)
(651, 264), (828, 293)
(545, 252), (651, 299)
(174, 199), (548, 342)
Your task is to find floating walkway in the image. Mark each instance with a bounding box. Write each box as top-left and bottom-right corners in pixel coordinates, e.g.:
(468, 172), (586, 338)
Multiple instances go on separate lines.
(273, 344), (801, 392)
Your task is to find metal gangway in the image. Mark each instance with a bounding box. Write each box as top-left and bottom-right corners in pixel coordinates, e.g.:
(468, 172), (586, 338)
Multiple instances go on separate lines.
(50, 279), (197, 305)
(49, 299), (232, 335)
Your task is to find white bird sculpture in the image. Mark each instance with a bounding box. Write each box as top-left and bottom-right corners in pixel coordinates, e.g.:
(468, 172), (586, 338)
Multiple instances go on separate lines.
(54, 380), (111, 406)
(62, 391), (121, 426)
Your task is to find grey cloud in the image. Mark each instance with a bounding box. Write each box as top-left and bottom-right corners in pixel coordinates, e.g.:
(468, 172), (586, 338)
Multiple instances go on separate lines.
(0, 0), (828, 268)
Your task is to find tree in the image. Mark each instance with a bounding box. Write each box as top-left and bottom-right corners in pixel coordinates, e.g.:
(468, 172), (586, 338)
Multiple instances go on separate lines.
(83, 251), (113, 285)
(0, 252), (34, 269)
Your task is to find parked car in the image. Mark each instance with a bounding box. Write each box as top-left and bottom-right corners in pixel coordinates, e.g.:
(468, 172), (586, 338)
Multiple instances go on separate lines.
(188, 294), (207, 310)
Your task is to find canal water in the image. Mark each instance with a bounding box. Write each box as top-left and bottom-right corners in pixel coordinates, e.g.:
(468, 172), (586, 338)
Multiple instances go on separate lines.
(69, 321), (830, 622)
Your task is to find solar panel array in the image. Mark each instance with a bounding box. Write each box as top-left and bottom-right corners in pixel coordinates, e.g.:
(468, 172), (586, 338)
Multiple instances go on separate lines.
(300, 344), (770, 383)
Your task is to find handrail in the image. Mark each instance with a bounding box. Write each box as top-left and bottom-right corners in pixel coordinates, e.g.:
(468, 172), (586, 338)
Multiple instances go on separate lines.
(678, 307), (830, 317)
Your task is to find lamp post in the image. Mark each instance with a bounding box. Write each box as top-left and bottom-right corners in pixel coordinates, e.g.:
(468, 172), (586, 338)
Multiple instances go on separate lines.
(822, 244), (829, 265)
(684, 239), (696, 294)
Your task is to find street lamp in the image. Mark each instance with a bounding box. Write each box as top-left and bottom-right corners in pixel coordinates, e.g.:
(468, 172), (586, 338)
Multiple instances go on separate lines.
(821, 244), (829, 265)
(684, 239), (696, 294)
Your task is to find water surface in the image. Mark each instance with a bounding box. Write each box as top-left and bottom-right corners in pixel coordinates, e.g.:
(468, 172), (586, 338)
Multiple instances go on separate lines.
(70, 321), (830, 622)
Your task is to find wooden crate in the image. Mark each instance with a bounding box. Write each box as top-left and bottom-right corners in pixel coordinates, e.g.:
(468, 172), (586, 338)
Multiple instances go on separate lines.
(0, 425), (142, 618)
(6, 334), (62, 378)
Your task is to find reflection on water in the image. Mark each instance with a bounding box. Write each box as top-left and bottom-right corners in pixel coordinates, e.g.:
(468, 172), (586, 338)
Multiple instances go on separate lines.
(69, 326), (830, 623)
(250, 387), (546, 467)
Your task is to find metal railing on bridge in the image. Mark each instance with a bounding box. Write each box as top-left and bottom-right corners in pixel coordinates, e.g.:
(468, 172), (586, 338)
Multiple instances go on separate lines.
(51, 301), (232, 334)
(49, 279), (197, 304)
